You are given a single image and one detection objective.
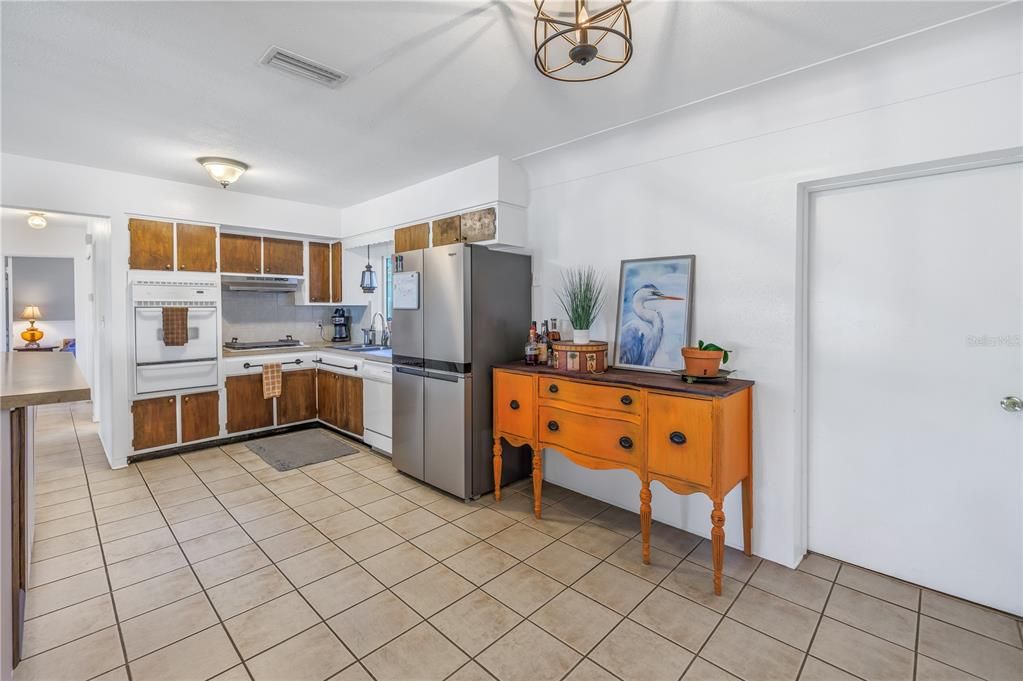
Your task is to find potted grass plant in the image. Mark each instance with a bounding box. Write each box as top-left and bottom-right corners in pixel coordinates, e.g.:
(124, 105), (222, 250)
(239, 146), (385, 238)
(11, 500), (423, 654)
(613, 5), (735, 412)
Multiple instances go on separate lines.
(556, 266), (605, 344)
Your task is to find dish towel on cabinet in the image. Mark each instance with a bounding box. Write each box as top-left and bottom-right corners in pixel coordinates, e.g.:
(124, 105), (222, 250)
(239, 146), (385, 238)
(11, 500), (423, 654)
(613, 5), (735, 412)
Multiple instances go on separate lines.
(262, 362), (283, 399)
(162, 307), (189, 346)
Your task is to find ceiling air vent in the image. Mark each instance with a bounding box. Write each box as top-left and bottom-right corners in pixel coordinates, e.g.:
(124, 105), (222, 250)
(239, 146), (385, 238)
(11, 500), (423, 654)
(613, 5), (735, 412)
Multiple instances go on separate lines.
(260, 46), (349, 88)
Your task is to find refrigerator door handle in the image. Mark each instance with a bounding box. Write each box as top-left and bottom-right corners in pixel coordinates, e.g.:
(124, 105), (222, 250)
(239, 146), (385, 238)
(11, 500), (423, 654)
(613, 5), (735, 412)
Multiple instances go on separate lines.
(395, 367), (426, 377)
(425, 370), (463, 382)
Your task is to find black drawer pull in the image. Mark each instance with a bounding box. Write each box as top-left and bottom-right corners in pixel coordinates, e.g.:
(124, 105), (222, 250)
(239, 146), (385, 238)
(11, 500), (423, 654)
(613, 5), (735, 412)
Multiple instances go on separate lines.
(510, 400), (520, 410)
(670, 431), (687, 445)
(619, 436), (634, 449)
(547, 420), (559, 432)
(620, 395), (633, 406)
(548, 384), (559, 393)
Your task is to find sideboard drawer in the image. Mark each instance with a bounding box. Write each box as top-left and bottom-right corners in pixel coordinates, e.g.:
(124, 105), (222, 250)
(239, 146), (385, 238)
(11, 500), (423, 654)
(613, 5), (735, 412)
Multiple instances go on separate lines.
(539, 405), (641, 466)
(538, 377), (641, 416)
(494, 371), (535, 440)
(646, 394), (713, 486)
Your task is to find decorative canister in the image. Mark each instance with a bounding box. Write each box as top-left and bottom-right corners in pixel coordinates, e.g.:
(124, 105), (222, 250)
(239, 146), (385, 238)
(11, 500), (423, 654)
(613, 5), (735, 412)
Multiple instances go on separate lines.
(551, 340), (609, 374)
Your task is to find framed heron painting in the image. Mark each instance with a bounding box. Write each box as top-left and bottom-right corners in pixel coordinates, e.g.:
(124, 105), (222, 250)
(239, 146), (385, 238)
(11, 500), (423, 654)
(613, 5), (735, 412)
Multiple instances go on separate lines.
(613, 255), (695, 373)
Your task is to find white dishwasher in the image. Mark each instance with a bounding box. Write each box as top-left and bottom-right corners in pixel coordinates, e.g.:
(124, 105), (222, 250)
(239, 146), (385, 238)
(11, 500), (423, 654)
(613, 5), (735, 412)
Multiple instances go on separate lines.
(361, 361), (392, 454)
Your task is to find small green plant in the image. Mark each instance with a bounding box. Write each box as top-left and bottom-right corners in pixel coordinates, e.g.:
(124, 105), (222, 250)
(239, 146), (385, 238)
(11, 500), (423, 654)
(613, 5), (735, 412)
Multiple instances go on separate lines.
(556, 266), (606, 330)
(697, 340), (731, 364)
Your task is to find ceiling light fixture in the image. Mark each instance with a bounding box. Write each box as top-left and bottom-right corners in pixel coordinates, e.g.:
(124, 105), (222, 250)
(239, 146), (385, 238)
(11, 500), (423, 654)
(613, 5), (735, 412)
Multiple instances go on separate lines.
(534, 0), (633, 82)
(360, 246), (378, 294)
(27, 212), (47, 230)
(197, 157), (249, 189)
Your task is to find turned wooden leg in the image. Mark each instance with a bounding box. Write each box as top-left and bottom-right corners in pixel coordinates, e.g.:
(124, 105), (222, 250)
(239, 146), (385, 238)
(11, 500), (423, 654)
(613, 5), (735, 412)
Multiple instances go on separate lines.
(711, 499), (725, 595)
(640, 480), (652, 564)
(531, 450), (543, 519)
(741, 475), (753, 557)
(492, 437), (503, 502)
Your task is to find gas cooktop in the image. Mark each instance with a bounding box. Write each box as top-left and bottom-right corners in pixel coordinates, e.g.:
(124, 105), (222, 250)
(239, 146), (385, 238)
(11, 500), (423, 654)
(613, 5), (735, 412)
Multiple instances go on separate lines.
(224, 337), (304, 350)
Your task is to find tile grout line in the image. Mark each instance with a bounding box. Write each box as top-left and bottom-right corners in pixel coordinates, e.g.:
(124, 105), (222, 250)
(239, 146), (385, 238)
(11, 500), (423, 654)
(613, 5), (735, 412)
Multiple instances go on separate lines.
(793, 565), (839, 681)
(133, 455), (259, 681)
(69, 405), (137, 681)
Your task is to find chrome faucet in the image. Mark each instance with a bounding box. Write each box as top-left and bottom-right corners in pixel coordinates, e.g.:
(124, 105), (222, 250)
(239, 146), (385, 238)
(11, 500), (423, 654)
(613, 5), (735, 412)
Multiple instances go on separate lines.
(370, 312), (389, 347)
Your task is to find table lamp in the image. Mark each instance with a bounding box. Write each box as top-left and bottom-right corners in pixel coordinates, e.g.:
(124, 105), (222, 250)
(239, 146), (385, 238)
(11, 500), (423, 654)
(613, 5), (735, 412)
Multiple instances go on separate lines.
(20, 305), (43, 347)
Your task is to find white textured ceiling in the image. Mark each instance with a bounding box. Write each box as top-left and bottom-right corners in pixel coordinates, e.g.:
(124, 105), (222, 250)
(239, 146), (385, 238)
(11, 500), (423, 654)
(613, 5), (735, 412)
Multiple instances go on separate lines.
(1, 1), (995, 207)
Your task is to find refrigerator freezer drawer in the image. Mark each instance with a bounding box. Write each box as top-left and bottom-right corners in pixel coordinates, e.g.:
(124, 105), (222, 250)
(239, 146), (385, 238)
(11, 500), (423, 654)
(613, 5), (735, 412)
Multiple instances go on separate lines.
(424, 371), (471, 499)
(392, 366), (425, 480)
(136, 360), (218, 395)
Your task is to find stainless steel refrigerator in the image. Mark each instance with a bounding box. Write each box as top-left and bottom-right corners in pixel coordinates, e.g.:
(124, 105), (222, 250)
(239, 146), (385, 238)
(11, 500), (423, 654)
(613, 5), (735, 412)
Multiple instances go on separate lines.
(391, 243), (532, 500)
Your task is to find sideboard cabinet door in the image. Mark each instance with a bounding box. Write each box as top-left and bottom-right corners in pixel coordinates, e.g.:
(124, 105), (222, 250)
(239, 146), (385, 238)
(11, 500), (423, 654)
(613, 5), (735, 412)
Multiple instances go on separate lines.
(646, 394), (714, 487)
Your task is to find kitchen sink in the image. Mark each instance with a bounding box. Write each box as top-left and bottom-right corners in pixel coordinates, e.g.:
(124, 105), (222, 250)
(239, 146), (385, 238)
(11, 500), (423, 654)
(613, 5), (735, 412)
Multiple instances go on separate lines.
(334, 344), (390, 352)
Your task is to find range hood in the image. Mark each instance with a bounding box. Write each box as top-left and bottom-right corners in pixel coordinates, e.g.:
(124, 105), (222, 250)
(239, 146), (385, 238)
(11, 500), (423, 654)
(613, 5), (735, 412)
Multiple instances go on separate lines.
(222, 275), (300, 292)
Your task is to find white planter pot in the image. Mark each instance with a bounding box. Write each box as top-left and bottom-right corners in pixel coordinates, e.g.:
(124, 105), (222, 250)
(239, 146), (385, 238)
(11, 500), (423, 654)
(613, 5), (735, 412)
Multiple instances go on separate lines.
(572, 328), (591, 344)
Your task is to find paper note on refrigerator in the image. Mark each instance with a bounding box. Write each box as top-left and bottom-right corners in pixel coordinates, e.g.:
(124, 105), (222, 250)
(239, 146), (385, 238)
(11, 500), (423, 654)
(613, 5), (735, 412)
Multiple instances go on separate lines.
(393, 271), (420, 309)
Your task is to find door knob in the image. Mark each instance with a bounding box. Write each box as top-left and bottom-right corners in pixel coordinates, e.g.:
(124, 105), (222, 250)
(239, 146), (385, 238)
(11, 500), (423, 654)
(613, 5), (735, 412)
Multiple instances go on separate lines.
(1001, 396), (1023, 412)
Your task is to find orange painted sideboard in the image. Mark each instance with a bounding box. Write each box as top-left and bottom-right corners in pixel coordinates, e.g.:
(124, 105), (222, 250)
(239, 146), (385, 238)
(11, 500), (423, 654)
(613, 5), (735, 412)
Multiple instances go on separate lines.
(492, 363), (754, 595)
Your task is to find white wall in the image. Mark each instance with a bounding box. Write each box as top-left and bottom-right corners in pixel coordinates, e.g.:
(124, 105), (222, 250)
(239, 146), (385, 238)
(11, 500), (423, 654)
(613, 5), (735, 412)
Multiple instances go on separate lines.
(517, 6), (1022, 568)
(0, 158), (343, 466)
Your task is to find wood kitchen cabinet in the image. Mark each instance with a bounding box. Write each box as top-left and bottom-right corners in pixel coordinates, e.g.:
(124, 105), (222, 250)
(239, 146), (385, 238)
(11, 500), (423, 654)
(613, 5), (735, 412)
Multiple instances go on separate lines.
(220, 233), (262, 273)
(317, 370), (340, 428)
(308, 243), (331, 303)
(339, 374), (364, 435)
(394, 223), (429, 253)
(132, 396), (177, 449)
(129, 218), (174, 271)
(181, 391), (220, 442)
(226, 374), (274, 433)
(279, 370), (317, 424)
(316, 370), (363, 435)
(432, 215), (461, 247)
(460, 207), (497, 243)
(176, 223), (217, 272)
(263, 237), (304, 275)
(330, 242), (343, 302)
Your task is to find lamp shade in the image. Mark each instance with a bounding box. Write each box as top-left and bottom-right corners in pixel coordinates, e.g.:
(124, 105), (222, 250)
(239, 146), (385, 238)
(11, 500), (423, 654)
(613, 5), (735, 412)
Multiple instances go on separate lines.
(20, 305), (41, 321)
(197, 157), (248, 188)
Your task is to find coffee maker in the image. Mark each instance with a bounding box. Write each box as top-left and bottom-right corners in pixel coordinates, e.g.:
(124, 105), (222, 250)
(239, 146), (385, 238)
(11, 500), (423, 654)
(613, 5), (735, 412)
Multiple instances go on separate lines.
(331, 308), (350, 343)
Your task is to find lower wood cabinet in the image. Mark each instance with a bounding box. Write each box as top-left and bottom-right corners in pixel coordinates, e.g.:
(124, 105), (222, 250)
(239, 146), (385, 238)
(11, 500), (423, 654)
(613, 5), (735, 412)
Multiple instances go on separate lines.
(279, 370), (317, 424)
(316, 370), (363, 435)
(181, 391), (220, 443)
(339, 374), (364, 436)
(132, 396), (177, 450)
(226, 374), (274, 433)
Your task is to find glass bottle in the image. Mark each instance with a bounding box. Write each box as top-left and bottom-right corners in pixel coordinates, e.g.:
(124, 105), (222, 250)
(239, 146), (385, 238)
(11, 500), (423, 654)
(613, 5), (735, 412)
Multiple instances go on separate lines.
(548, 319), (561, 342)
(537, 321), (549, 365)
(525, 324), (539, 365)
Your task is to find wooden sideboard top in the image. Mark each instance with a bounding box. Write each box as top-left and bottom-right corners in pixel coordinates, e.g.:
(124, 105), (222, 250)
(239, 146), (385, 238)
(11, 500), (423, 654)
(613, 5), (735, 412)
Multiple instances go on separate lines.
(493, 362), (754, 397)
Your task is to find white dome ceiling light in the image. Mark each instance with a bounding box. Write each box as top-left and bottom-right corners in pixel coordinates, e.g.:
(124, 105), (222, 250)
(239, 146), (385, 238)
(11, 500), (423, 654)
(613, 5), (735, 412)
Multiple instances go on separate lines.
(534, 0), (633, 82)
(197, 157), (249, 189)
(27, 212), (47, 230)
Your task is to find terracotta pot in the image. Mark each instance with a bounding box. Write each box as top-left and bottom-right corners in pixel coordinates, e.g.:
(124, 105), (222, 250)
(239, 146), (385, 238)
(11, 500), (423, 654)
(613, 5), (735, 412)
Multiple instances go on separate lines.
(681, 347), (723, 376)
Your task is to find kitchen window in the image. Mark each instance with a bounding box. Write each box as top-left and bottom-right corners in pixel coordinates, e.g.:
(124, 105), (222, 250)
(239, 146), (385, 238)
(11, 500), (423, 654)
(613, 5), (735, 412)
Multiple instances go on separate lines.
(383, 255), (394, 321)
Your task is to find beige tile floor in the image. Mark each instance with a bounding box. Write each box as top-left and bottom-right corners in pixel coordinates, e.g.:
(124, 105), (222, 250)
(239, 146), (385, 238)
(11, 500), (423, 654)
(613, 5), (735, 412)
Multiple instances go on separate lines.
(17, 402), (1023, 681)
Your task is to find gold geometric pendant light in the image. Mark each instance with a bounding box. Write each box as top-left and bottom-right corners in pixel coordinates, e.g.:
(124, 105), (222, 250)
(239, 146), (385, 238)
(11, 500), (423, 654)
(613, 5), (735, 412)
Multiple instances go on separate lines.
(534, 0), (633, 82)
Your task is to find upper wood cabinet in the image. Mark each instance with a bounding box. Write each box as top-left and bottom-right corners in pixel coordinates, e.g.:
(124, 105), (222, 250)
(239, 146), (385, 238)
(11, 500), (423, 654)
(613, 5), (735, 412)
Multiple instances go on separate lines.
(263, 237), (304, 276)
(129, 219), (174, 271)
(176, 223), (217, 272)
(226, 374), (274, 433)
(220, 233), (262, 274)
(308, 243), (331, 303)
(132, 396), (177, 450)
(330, 242), (343, 302)
(279, 370), (317, 424)
(460, 207), (497, 243)
(394, 223), (429, 253)
(432, 216), (461, 247)
(181, 391), (220, 442)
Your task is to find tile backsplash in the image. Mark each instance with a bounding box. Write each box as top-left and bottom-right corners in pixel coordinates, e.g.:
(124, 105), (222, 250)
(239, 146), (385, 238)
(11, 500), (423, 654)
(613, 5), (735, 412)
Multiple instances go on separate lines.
(221, 291), (366, 344)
